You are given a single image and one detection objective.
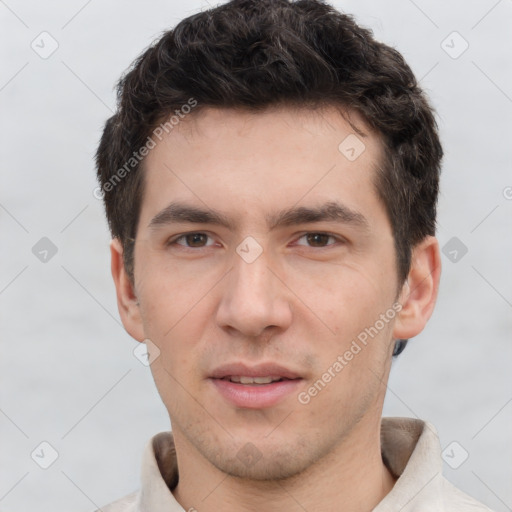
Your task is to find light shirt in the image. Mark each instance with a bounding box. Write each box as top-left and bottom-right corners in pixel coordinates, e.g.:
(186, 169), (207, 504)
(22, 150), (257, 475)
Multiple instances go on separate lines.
(97, 417), (493, 511)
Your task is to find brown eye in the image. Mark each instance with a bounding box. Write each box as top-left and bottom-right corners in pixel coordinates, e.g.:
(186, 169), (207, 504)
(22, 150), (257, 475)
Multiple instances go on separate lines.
(185, 234), (208, 247)
(306, 233), (331, 247)
(296, 233), (339, 248)
(171, 233), (214, 248)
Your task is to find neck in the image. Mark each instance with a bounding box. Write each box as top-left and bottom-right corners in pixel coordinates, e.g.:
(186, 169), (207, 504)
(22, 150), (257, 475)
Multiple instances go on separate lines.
(172, 417), (396, 512)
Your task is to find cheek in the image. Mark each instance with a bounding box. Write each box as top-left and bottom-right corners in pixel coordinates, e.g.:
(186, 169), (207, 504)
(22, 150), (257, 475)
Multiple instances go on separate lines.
(137, 264), (215, 337)
(147, 335), (204, 415)
(297, 263), (397, 381)
(294, 264), (392, 338)
(304, 318), (394, 414)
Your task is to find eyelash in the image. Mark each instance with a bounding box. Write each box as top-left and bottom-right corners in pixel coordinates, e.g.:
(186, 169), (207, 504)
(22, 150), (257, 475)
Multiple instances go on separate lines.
(167, 232), (344, 250)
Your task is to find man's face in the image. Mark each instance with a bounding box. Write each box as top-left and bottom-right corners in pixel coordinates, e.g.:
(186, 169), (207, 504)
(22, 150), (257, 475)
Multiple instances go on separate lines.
(131, 106), (402, 479)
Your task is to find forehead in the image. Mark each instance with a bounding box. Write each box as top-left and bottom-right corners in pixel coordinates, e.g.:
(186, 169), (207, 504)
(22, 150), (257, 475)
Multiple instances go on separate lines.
(139, 105), (387, 230)
(162, 105), (380, 153)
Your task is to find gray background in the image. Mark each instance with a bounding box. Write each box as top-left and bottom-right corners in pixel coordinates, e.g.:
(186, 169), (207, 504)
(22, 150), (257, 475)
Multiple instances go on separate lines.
(1, 0), (511, 510)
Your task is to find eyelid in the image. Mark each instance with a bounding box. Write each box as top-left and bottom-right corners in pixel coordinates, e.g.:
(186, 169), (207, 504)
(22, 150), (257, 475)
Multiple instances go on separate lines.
(293, 232), (346, 247)
(167, 231), (347, 249)
(168, 232), (217, 247)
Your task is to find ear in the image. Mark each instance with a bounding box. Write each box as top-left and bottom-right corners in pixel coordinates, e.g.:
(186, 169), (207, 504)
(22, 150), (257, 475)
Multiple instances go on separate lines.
(393, 236), (441, 340)
(110, 238), (145, 342)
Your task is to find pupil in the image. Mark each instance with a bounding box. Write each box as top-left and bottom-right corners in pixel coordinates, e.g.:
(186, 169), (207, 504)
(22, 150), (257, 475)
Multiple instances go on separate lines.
(307, 233), (328, 246)
(188, 234), (206, 247)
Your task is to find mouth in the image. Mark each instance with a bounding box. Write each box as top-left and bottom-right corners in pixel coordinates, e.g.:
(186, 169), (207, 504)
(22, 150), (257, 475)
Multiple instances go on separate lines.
(209, 363), (303, 408)
(220, 375), (292, 385)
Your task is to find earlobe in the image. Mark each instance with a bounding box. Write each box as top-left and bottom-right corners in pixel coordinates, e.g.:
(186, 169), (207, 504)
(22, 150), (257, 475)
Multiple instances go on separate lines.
(110, 238), (145, 342)
(392, 236), (441, 340)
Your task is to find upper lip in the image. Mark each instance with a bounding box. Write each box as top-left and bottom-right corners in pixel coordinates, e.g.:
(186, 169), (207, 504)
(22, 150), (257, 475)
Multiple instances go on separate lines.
(210, 362), (302, 380)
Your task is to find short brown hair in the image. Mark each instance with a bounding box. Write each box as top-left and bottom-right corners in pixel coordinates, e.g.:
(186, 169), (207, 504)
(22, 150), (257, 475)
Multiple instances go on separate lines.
(96, 0), (443, 284)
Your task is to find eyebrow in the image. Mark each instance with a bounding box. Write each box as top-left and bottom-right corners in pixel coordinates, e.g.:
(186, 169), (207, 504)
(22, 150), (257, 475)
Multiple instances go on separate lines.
(148, 200), (370, 232)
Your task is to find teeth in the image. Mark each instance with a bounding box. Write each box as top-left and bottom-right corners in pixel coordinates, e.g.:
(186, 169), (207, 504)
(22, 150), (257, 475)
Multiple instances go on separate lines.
(229, 376), (282, 384)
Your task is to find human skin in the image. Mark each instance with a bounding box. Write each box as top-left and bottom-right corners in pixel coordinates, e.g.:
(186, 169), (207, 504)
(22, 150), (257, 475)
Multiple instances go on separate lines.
(111, 106), (441, 512)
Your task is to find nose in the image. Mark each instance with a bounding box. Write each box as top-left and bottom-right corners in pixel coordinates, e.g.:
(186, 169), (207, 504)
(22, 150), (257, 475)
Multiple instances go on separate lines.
(215, 247), (292, 339)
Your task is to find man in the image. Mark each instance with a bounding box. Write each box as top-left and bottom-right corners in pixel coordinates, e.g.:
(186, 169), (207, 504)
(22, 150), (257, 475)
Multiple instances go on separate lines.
(94, 0), (493, 510)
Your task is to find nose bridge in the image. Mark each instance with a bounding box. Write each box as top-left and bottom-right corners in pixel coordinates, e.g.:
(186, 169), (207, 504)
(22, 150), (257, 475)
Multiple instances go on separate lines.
(235, 247), (272, 296)
(216, 243), (291, 336)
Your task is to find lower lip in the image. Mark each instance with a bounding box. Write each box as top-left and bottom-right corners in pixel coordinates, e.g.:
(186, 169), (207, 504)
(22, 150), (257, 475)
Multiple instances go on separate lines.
(210, 378), (302, 409)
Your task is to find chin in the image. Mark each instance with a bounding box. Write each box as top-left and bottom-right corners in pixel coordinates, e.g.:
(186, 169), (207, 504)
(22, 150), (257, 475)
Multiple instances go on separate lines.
(200, 433), (331, 482)
(213, 448), (313, 481)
